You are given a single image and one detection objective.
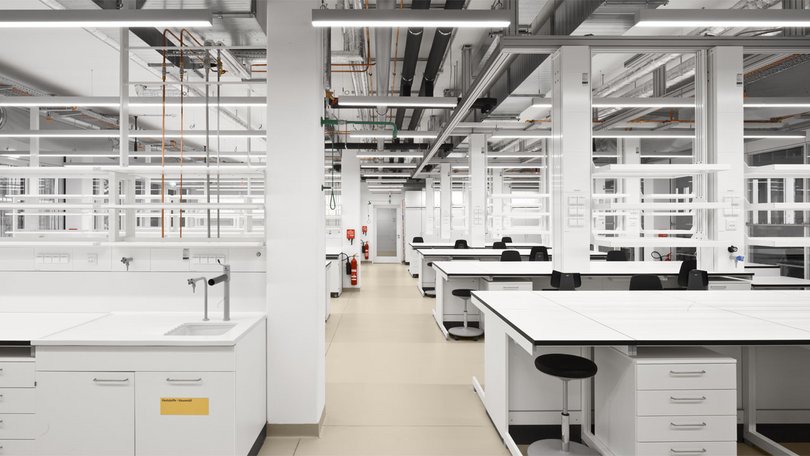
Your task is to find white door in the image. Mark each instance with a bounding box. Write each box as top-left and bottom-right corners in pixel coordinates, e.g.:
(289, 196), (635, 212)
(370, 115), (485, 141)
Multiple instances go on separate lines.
(373, 205), (402, 263)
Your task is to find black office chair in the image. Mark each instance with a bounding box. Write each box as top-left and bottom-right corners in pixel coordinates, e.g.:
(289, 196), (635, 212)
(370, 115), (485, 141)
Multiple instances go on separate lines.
(605, 250), (628, 262)
(454, 239), (469, 249)
(550, 270), (581, 290)
(677, 259), (698, 288)
(500, 250), (522, 262)
(529, 246), (550, 262)
(527, 354), (599, 456)
(629, 274), (663, 290)
(687, 269), (709, 290)
(501, 236), (513, 244)
(448, 289), (483, 339)
(492, 241), (507, 249)
(412, 236), (424, 243)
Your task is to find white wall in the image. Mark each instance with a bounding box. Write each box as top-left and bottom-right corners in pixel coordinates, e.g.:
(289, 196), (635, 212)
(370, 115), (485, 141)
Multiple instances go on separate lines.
(361, 183), (404, 260)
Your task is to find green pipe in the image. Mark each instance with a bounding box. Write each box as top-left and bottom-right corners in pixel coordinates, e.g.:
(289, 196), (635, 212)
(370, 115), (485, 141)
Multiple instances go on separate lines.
(321, 117), (398, 139)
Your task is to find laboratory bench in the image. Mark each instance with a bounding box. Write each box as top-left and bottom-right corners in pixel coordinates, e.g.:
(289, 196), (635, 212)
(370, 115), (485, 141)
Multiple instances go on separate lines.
(326, 250), (343, 297)
(471, 290), (810, 456)
(0, 311), (267, 456)
(430, 260), (754, 337)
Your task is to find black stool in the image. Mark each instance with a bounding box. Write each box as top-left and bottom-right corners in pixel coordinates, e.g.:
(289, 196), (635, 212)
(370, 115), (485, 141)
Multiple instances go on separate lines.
(687, 269), (709, 290)
(501, 236), (513, 243)
(629, 274), (663, 290)
(492, 241), (506, 249)
(528, 354), (599, 456)
(448, 289), (483, 339)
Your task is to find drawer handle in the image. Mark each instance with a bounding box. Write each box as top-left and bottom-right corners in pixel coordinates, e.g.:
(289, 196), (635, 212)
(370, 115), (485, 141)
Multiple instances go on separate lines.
(166, 378), (203, 382)
(670, 449), (706, 454)
(669, 370), (706, 376)
(670, 396), (707, 402)
(93, 378), (129, 383)
(670, 422), (707, 428)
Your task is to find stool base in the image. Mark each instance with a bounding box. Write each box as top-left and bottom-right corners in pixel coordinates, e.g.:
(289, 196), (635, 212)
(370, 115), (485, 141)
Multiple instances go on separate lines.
(448, 326), (484, 339)
(527, 439), (598, 456)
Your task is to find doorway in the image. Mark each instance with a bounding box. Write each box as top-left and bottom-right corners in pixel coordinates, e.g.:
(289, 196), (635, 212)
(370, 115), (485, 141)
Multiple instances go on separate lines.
(373, 205), (402, 263)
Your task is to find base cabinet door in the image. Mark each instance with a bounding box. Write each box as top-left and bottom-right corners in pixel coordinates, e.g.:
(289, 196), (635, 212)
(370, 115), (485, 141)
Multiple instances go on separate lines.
(134, 372), (235, 456)
(36, 371), (135, 456)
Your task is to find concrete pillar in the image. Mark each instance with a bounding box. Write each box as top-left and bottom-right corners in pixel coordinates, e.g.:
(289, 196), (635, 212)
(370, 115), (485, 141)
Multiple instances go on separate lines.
(550, 46), (592, 272)
(424, 178), (435, 239)
(341, 150), (361, 287)
(440, 163), (452, 240)
(266, 0), (326, 429)
(469, 134), (487, 245)
(705, 47), (745, 270)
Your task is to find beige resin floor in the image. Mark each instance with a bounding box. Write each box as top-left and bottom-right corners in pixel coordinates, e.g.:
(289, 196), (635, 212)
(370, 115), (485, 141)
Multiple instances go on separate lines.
(258, 262), (807, 456)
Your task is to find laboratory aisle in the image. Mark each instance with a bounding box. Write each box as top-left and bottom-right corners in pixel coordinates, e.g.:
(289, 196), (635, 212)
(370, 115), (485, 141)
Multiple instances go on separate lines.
(260, 262), (508, 456)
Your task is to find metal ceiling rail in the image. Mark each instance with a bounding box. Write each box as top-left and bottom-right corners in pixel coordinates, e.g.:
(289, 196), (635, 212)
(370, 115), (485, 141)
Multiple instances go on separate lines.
(0, 96), (266, 107)
(411, 34), (810, 178)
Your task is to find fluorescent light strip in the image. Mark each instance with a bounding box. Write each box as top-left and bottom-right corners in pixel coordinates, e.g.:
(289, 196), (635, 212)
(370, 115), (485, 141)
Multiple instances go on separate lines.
(311, 9), (511, 29)
(369, 189), (402, 193)
(744, 97), (810, 108)
(361, 173), (411, 178)
(744, 133), (806, 139)
(634, 8), (810, 28)
(592, 97), (695, 108)
(350, 130), (439, 140)
(338, 96), (458, 109)
(0, 131), (265, 139)
(366, 179), (407, 184)
(0, 96), (265, 108)
(491, 130), (552, 139)
(360, 164), (417, 169)
(0, 9), (212, 28)
(593, 131), (695, 139)
(357, 153), (424, 159)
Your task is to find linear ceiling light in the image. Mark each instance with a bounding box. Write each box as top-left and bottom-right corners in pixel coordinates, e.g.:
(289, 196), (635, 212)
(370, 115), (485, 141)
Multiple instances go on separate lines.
(0, 131), (264, 139)
(593, 131), (695, 139)
(357, 153), (424, 159)
(634, 8), (810, 28)
(530, 98), (552, 109)
(350, 130), (439, 139)
(743, 132), (806, 139)
(592, 97), (695, 108)
(361, 173), (411, 178)
(312, 9), (511, 28)
(0, 9), (213, 28)
(366, 179), (408, 184)
(360, 164), (417, 169)
(0, 96), (264, 108)
(490, 130), (553, 139)
(744, 97), (810, 108)
(338, 96), (458, 109)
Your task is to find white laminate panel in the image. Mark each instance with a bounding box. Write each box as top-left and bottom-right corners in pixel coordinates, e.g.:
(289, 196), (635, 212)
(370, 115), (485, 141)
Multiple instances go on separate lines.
(0, 389), (36, 414)
(0, 439), (35, 455)
(636, 441), (737, 455)
(636, 364), (736, 391)
(637, 415), (737, 442)
(636, 390), (736, 417)
(0, 414), (36, 440)
(0, 313), (105, 342)
(0, 363), (35, 388)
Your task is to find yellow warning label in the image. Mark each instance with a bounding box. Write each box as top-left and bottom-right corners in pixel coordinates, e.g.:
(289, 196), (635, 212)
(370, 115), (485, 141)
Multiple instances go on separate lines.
(160, 397), (209, 415)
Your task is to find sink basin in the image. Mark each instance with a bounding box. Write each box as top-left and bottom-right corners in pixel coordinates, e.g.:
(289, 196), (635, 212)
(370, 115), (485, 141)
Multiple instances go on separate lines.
(165, 322), (237, 336)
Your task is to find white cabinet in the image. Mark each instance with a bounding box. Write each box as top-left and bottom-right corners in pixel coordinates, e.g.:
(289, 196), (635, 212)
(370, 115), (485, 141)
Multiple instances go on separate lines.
(0, 439), (36, 456)
(36, 371), (135, 456)
(135, 372), (236, 456)
(482, 278), (533, 292)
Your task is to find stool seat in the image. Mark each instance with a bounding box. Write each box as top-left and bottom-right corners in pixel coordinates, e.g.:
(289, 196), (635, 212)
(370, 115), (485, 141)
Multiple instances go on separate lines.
(535, 354), (597, 380)
(451, 289), (473, 298)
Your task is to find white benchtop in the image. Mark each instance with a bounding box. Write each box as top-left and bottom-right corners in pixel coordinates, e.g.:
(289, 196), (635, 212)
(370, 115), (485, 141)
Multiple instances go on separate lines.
(417, 248), (534, 256)
(409, 242), (542, 249)
(0, 312), (266, 346)
(751, 275), (810, 287)
(433, 260), (748, 277)
(471, 290), (810, 346)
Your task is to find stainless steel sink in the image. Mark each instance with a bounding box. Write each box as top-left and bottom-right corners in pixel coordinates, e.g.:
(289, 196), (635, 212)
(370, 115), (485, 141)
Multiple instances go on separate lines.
(165, 322), (236, 336)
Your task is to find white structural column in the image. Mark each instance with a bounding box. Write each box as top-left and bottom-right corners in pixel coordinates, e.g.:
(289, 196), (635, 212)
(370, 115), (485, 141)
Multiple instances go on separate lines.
(440, 163), (452, 240)
(706, 47), (745, 270)
(550, 46), (592, 272)
(424, 177), (435, 239)
(469, 134), (487, 245)
(620, 138), (641, 260)
(266, 0), (326, 428)
(342, 150), (361, 287)
(120, 17), (136, 238)
(491, 171), (504, 239)
(26, 108), (40, 232)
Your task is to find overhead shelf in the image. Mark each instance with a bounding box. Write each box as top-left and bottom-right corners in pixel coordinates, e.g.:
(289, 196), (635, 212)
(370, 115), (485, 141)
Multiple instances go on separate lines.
(592, 236), (726, 248)
(745, 164), (810, 178)
(747, 202), (810, 211)
(593, 164), (730, 178)
(746, 237), (810, 248)
(593, 202), (731, 211)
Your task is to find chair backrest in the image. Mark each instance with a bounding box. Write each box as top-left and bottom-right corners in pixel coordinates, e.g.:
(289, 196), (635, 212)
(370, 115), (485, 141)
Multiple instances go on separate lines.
(687, 269), (709, 290)
(550, 270), (582, 290)
(501, 236), (513, 243)
(530, 246), (550, 262)
(677, 259), (698, 287)
(606, 250), (628, 262)
(629, 274), (663, 290)
(492, 241), (507, 249)
(412, 236), (424, 243)
(500, 250), (522, 262)
(454, 239), (469, 249)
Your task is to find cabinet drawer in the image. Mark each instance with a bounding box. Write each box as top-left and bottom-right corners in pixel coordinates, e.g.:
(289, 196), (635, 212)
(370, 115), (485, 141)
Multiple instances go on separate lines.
(0, 389), (35, 414)
(0, 364), (34, 388)
(0, 414), (36, 440)
(0, 440), (35, 456)
(483, 281), (533, 291)
(135, 372), (235, 456)
(637, 390), (736, 417)
(637, 441), (737, 455)
(637, 416), (737, 442)
(637, 364), (735, 391)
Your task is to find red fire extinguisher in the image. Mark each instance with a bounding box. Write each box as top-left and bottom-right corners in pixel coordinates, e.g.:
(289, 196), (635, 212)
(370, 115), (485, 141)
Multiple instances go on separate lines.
(362, 241), (370, 260)
(350, 256), (358, 285)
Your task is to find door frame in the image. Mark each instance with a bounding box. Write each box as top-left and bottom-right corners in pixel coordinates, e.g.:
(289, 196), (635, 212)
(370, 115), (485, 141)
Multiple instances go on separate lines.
(371, 204), (403, 263)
